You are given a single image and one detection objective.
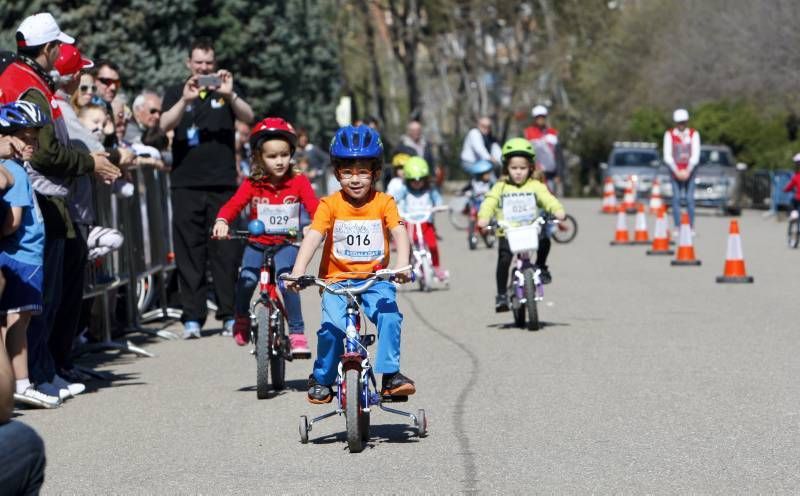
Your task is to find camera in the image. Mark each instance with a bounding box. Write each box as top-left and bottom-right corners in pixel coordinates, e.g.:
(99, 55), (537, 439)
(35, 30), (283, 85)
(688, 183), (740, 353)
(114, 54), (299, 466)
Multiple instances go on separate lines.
(197, 74), (221, 88)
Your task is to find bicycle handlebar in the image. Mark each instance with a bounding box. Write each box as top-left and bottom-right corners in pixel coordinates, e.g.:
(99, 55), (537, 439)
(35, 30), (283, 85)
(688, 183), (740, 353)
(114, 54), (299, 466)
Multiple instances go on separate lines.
(399, 205), (451, 219)
(280, 265), (413, 296)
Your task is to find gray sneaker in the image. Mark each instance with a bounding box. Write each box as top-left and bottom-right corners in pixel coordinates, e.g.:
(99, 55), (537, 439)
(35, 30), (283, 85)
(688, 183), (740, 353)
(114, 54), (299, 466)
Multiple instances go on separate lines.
(15, 386), (61, 409)
(220, 319), (234, 337)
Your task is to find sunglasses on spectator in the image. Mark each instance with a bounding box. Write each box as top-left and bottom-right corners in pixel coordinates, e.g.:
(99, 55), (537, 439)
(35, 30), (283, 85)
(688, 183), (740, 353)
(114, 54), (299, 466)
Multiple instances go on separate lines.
(97, 77), (121, 87)
(79, 85), (97, 93)
(337, 168), (374, 179)
(148, 108), (162, 115)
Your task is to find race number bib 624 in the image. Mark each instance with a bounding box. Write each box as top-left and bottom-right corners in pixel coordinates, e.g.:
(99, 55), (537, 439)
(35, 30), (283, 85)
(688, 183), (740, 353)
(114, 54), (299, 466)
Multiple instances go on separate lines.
(502, 193), (537, 224)
(332, 219), (385, 262)
(256, 203), (300, 234)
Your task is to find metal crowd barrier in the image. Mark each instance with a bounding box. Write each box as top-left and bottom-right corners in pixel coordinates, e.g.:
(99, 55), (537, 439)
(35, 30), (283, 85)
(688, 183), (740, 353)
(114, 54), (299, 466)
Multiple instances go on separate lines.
(78, 164), (182, 359)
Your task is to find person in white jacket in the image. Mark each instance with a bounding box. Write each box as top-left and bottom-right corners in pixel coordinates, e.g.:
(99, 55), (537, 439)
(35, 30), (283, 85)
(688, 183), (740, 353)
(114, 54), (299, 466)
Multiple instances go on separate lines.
(460, 116), (501, 175)
(663, 108), (701, 229)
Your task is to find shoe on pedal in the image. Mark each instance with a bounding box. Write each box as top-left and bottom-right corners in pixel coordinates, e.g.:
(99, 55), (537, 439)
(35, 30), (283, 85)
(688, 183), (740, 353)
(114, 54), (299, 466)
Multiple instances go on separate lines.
(307, 375), (333, 404)
(434, 267), (450, 283)
(289, 333), (311, 358)
(539, 266), (552, 285)
(495, 294), (509, 313)
(381, 371), (416, 397)
(232, 315), (250, 346)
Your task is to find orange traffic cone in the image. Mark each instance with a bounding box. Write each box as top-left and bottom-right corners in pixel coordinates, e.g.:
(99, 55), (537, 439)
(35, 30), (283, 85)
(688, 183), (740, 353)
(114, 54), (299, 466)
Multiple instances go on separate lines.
(609, 206), (630, 245)
(601, 177), (617, 214)
(716, 220), (753, 283)
(621, 176), (637, 213)
(649, 178), (664, 214)
(671, 212), (701, 266)
(647, 207), (674, 255)
(633, 204), (650, 244)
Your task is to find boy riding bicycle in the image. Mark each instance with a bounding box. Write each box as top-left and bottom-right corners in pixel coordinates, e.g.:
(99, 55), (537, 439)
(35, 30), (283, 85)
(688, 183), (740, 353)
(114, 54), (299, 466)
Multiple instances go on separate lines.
(285, 125), (415, 404)
(477, 138), (565, 312)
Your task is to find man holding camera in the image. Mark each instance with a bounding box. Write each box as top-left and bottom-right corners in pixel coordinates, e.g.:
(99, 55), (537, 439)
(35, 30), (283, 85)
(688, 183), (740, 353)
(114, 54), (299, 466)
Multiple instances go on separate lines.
(160, 38), (254, 339)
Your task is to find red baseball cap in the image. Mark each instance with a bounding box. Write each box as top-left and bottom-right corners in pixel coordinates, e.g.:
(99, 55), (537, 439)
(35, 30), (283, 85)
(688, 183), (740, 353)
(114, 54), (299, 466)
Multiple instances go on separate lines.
(54, 44), (93, 77)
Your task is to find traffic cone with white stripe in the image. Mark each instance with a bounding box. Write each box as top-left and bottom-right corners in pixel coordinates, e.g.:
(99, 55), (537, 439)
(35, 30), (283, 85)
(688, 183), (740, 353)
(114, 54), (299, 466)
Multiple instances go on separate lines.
(609, 206), (630, 245)
(649, 178), (664, 214)
(633, 204), (650, 244)
(646, 207), (674, 255)
(621, 176), (637, 213)
(716, 220), (753, 283)
(601, 177), (617, 214)
(670, 212), (701, 266)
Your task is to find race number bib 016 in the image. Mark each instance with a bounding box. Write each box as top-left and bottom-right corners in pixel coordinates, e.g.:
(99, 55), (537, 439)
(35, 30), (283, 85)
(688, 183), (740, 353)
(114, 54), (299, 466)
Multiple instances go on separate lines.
(502, 193), (537, 224)
(332, 219), (385, 262)
(256, 203), (300, 234)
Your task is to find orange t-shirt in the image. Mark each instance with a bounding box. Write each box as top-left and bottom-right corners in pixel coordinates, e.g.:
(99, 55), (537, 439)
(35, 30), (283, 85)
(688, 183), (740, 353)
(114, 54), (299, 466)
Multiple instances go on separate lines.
(310, 191), (402, 280)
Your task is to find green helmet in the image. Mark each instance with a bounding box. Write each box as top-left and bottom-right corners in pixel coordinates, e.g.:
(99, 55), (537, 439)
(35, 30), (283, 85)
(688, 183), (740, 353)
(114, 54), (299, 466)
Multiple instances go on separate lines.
(501, 137), (535, 163)
(403, 156), (430, 180)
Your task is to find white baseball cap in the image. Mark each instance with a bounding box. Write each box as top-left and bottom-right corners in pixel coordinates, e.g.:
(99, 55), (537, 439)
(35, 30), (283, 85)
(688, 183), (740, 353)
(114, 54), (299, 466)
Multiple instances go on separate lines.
(16, 13), (75, 48)
(532, 105), (548, 117)
(792, 152), (800, 163)
(673, 108), (690, 123)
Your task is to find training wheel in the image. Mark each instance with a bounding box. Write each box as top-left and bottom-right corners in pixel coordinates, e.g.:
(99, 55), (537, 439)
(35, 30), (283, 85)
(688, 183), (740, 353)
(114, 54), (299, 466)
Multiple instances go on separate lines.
(299, 415), (309, 444)
(416, 409), (427, 438)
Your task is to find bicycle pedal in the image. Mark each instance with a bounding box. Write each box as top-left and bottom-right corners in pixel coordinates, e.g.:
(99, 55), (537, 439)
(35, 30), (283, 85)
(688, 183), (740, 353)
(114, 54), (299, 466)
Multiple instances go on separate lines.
(363, 334), (376, 347)
(380, 394), (409, 403)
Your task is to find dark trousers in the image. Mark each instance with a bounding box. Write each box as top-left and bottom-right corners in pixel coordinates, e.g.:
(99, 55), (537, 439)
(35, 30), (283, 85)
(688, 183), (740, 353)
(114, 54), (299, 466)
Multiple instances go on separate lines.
(27, 237), (64, 385)
(495, 236), (551, 295)
(171, 187), (241, 326)
(0, 421), (46, 496)
(48, 232), (87, 372)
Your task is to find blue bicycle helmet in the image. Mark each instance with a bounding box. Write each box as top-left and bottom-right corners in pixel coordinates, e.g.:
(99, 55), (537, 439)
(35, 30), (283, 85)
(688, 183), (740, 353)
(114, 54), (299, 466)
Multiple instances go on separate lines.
(470, 159), (494, 175)
(0, 101), (48, 135)
(329, 125), (383, 161)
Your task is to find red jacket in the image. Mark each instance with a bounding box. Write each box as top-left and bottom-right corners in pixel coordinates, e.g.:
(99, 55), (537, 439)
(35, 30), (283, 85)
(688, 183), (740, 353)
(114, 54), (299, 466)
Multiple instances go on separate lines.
(217, 174), (319, 245)
(783, 171), (800, 201)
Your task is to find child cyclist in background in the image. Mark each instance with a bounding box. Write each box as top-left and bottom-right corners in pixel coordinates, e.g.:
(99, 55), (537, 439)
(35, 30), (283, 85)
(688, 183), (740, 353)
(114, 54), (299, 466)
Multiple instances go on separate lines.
(386, 152), (410, 201)
(477, 138), (565, 312)
(782, 153), (800, 216)
(396, 156), (449, 282)
(213, 118), (319, 356)
(285, 125), (415, 404)
(0, 102), (59, 408)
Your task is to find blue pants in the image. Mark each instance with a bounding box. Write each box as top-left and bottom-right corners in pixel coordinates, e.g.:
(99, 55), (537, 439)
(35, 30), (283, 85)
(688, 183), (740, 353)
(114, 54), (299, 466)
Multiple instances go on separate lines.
(670, 174), (696, 227)
(235, 244), (304, 334)
(27, 236), (64, 384)
(313, 280), (403, 385)
(0, 421), (46, 495)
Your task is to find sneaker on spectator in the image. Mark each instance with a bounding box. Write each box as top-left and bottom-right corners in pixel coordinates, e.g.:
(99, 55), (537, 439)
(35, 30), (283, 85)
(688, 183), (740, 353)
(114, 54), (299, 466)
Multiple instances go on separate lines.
(183, 321), (201, 339)
(232, 315), (251, 346)
(221, 319), (234, 337)
(14, 386), (61, 409)
(52, 375), (86, 398)
(289, 333), (311, 358)
(37, 381), (71, 401)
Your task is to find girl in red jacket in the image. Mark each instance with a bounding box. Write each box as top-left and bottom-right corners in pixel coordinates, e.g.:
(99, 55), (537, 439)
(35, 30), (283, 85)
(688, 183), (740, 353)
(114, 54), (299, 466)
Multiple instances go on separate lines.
(783, 153), (800, 216)
(213, 118), (319, 353)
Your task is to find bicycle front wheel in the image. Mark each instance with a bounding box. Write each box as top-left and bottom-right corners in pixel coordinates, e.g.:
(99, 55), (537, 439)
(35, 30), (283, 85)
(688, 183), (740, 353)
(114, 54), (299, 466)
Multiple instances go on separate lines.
(255, 304), (270, 399)
(523, 269), (540, 331)
(345, 368), (364, 453)
(552, 214), (578, 244)
(788, 219), (800, 249)
(270, 309), (286, 391)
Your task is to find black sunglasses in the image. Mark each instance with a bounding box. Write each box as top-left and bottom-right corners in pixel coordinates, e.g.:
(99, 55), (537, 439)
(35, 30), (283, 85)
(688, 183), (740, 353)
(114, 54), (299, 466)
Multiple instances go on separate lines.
(79, 85), (97, 93)
(148, 108), (162, 115)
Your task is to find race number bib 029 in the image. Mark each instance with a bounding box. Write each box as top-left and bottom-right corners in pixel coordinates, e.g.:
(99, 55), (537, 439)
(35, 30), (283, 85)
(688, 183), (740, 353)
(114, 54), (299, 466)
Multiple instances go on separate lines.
(332, 219), (385, 262)
(256, 203), (300, 234)
(502, 193), (537, 224)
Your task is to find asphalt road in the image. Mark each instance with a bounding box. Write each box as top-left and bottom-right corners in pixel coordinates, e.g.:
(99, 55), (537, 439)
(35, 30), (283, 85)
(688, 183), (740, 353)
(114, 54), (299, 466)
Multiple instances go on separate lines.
(16, 199), (800, 494)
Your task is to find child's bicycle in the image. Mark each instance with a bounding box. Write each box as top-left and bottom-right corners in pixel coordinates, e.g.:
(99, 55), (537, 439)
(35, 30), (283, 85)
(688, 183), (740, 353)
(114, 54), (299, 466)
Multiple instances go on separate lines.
(788, 208), (800, 249)
(551, 213), (578, 244)
(493, 216), (556, 331)
(400, 205), (450, 292)
(224, 220), (298, 399)
(280, 268), (427, 453)
(465, 192), (496, 250)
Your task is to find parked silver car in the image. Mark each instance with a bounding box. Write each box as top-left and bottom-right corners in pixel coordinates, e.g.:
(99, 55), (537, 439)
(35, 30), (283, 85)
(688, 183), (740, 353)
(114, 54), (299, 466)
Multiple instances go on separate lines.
(600, 142), (663, 198)
(658, 145), (746, 215)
